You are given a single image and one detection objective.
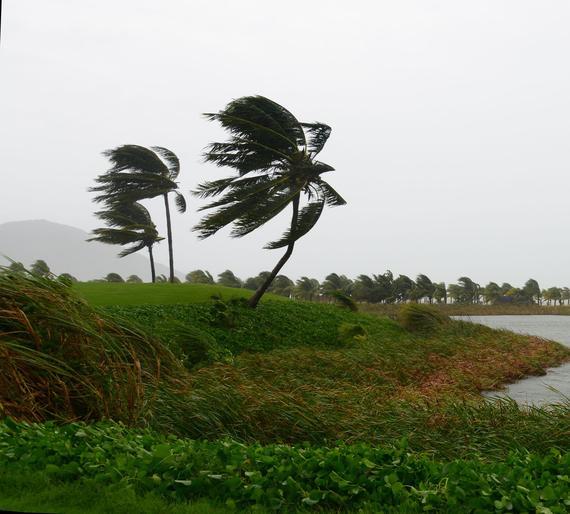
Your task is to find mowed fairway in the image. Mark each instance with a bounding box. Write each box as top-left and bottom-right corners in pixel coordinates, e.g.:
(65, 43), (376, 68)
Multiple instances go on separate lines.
(74, 282), (284, 306)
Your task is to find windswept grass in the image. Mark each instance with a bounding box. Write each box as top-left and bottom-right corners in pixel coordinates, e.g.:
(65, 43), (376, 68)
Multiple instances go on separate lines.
(0, 270), (187, 426)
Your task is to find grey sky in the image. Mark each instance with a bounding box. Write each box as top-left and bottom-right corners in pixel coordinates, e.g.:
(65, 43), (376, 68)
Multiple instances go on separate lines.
(2, 1), (570, 287)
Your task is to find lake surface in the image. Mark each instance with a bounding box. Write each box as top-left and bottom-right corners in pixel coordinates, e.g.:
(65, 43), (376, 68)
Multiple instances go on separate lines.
(454, 316), (570, 406)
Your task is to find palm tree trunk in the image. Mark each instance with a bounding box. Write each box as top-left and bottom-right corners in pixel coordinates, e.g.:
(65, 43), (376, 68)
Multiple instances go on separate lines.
(248, 194), (300, 308)
(163, 193), (174, 283)
(148, 245), (156, 283)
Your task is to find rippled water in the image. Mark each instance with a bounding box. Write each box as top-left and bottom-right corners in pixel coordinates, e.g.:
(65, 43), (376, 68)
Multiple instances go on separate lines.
(453, 315), (570, 405)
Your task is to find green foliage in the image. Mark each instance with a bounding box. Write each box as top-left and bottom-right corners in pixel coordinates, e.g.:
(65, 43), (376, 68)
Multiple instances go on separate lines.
(337, 322), (367, 344)
(2, 419), (570, 513)
(58, 272), (78, 285)
(105, 272), (124, 283)
(127, 274), (143, 283)
(30, 259), (51, 277)
(158, 322), (233, 369)
(330, 290), (358, 312)
(185, 270), (215, 284)
(399, 304), (449, 333)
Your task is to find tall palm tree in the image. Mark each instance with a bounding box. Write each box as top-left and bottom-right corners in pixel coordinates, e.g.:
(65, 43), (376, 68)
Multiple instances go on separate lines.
(88, 202), (163, 282)
(193, 96), (346, 308)
(90, 145), (186, 283)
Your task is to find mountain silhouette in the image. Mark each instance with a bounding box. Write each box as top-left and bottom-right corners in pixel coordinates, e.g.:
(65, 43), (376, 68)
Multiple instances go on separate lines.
(0, 219), (178, 281)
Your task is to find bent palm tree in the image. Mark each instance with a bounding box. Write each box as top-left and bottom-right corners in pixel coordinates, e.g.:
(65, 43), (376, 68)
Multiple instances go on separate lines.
(193, 96), (346, 308)
(88, 202), (163, 282)
(90, 145), (186, 283)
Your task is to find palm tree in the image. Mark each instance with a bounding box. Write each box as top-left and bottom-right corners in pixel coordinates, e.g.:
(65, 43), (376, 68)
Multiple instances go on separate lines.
(90, 145), (186, 283)
(193, 96), (346, 308)
(88, 202), (163, 282)
(295, 277), (321, 301)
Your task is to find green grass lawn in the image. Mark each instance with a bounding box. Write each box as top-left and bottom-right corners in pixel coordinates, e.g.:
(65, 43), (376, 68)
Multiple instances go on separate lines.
(74, 282), (284, 306)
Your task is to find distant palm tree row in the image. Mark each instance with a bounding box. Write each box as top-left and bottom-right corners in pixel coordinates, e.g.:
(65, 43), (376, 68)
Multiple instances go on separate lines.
(89, 96), (345, 307)
(185, 269), (569, 305)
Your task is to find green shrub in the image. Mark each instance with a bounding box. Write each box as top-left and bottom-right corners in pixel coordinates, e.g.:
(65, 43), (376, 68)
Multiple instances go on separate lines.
(160, 322), (233, 369)
(330, 290), (358, 312)
(399, 303), (449, 333)
(337, 322), (368, 344)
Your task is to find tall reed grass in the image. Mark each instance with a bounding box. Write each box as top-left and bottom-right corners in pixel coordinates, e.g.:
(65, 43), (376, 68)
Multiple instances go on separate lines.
(0, 269), (187, 426)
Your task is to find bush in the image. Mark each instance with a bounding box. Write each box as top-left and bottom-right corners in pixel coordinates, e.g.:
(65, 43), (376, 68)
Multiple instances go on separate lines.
(337, 322), (368, 345)
(399, 303), (449, 333)
(158, 322), (233, 369)
(330, 290), (358, 311)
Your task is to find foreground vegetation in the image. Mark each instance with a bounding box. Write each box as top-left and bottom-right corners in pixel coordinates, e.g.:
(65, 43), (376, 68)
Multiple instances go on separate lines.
(2, 273), (570, 512)
(2, 420), (570, 513)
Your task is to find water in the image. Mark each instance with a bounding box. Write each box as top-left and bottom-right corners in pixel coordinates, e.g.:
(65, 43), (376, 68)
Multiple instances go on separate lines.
(454, 315), (570, 406)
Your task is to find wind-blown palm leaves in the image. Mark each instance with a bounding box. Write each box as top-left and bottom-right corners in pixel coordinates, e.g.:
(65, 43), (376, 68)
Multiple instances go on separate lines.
(88, 202), (163, 282)
(90, 145), (186, 283)
(193, 96), (346, 308)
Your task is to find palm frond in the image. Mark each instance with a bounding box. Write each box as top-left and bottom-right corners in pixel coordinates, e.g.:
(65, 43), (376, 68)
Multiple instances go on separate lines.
(231, 185), (303, 238)
(102, 145), (169, 175)
(300, 122), (332, 156)
(174, 192), (187, 213)
(204, 95), (306, 152)
(265, 197), (325, 249)
(316, 180), (347, 206)
(151, 146), (180, 180)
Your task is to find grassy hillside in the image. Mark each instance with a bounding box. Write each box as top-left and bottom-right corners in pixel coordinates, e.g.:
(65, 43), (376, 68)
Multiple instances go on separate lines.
(74, 282), (283, 306)
(3, 276), (570, 512)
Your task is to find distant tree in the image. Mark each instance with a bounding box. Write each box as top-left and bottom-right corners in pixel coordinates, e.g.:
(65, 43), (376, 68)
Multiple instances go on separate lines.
(449, 277), (480, 304)
(269, 274), (294, 297)
(217, 270), (242, 288)
(192, 96), (345, 308)
(88, 202), (162, 283)
(185, 270), (215, 284)
(392, 275), (414, 303)
(244, 272), (271, 291)
(295, 277), (321, 301)
(91, 145), (186, 283)
(414, 274), (435, 303)
(58, 273), (78, 285)
(30, 260), (50, 278)
(500, 283), (514, 295)
(562, 287), (570, 306)
(352, 271), (393, 303)
(8, 261), (25, 273)
(321, 273), (354, 297)
(126, 275), (143, 283)
(544, 287), (562, 306)
(105, 273), (124, 283)
(483, 282), (501, 304)
(523, 279), (541, 305)
(433, 282), (447, 304)
(156, 274), (168, 283)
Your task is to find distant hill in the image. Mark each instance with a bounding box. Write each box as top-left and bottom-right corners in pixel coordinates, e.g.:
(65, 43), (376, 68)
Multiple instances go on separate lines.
(0, 220), (178, 282)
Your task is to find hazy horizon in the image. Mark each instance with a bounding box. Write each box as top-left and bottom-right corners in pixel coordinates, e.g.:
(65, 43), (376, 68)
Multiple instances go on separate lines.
(2, 1), (570, 288)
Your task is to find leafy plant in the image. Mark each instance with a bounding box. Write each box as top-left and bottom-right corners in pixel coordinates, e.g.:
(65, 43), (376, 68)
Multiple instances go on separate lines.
(399, 303), (449, 333)
(337, 322), (367, 344)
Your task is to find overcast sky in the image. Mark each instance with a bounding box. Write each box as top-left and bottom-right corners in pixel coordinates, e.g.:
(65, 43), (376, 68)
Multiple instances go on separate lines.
(2, 1), (570, 287)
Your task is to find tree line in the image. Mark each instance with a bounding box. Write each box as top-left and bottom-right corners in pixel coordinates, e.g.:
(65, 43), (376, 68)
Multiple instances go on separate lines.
(7, 260), (568, 306)
(185, 270), (569, 306)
